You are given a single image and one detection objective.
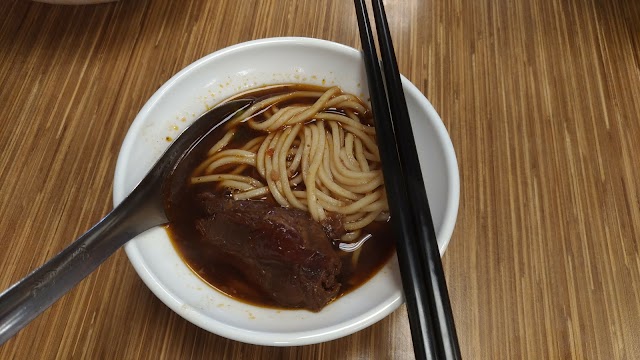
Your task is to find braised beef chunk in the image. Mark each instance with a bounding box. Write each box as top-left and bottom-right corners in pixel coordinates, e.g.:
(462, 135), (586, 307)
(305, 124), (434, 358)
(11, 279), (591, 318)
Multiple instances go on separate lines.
(195, 192), (342, 311)
(320, 214), (347, 240)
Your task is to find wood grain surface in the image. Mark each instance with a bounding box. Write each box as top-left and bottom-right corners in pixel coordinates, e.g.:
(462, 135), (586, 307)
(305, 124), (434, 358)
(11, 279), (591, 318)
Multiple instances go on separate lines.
(1, 0), (639, 358)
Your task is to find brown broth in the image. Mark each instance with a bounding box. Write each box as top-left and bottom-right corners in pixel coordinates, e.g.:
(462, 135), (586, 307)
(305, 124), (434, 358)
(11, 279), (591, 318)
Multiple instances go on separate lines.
(163, 84), (396, 309)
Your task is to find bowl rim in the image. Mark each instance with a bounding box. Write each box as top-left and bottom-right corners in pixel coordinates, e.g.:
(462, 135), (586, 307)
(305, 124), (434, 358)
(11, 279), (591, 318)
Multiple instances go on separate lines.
(113, 36), (459, 346)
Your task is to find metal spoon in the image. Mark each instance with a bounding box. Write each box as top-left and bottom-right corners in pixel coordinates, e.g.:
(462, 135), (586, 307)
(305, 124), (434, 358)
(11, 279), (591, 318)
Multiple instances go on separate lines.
(0, 99), (252, 345)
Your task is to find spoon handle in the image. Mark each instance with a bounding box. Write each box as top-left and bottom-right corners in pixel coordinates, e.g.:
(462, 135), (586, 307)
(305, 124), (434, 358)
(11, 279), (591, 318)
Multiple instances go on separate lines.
(0, 99), (251, 345)
(0, 180), (166, 345)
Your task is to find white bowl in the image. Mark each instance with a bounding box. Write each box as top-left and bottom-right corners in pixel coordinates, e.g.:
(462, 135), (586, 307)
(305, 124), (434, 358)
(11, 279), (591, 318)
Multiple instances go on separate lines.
(113, 37), (459, 346)
(33, 0), (117, 4)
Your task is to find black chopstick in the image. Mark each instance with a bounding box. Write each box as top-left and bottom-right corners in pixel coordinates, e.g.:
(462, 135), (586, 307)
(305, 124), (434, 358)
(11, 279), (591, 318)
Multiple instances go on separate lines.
(353, 1), (461, 359)
(352, 1), (439, 359)
(370, 1), (462, 359)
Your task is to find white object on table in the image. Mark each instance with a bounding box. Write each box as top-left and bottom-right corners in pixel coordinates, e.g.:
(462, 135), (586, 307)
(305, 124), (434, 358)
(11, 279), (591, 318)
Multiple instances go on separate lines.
(33, 0), (117, 4)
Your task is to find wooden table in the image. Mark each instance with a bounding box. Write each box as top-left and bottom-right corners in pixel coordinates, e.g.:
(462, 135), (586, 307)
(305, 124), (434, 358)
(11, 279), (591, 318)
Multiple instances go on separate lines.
(1, 0), (639, 358)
